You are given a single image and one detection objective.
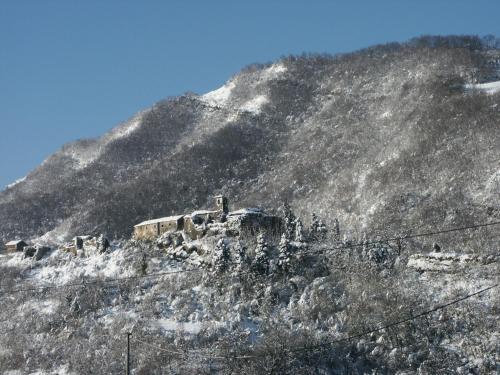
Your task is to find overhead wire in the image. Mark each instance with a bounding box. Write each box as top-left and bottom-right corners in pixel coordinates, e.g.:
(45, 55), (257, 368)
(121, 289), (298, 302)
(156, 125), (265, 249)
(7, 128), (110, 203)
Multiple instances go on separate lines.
(123, 283), (498, 361)
(0, 220), (498, 296)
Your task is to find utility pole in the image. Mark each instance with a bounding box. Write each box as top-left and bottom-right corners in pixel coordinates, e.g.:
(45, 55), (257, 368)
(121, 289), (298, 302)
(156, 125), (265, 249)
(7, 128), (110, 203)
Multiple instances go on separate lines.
(126, 332), (131, 375)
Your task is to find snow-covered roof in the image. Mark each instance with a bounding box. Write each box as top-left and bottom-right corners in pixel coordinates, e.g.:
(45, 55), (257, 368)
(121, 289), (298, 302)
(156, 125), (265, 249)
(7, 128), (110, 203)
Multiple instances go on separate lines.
(191, 210), (218, 217)
(72, 235), (93, 240)
(134, 215), (184, 227)
(5, 240), (26, 246)
(228, 208), (265, 216)
(464, 80), (500, 94)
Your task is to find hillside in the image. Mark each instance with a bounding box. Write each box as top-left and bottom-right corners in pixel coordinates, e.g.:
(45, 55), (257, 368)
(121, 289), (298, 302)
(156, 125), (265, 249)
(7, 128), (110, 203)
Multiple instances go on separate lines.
(0, 35), (499, 374)
(1, 35), (499, 249)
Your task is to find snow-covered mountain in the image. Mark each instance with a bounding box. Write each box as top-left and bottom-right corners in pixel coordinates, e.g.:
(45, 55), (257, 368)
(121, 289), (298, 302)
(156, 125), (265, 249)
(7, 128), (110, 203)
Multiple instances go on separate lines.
(1, 36), (499, 246)
(0, 35), (499, 375)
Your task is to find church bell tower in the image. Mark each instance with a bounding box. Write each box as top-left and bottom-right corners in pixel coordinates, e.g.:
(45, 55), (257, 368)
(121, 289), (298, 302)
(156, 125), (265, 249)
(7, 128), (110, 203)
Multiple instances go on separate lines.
(214, 195), (229, 214)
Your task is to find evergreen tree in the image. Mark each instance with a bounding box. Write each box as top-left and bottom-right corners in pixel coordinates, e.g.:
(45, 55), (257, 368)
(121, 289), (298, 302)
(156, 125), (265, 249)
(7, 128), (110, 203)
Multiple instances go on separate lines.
(277, 233), (292, 273)
(310, 212), (327, 241)
(213, 239), (230, 274)
(232, 240), (248, 274)
(253, 233), (269, 275)
(362, 232), (369, 257)
(334, 218), (340, 239)
(281, 201), (296, 239)
(310, 213), (320, 234)
(294, 217), (305, 242)
(317, 219), (327, 239)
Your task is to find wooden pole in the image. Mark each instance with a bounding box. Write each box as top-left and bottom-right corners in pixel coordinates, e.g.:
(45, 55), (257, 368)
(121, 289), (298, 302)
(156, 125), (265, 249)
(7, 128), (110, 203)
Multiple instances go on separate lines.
(126, 332), (131, 375)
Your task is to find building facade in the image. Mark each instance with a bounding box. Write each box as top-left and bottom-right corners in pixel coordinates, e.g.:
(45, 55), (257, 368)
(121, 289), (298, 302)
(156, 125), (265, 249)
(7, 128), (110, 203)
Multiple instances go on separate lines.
(133, 215), (185, 240)
(5, 240), (27, 253)
(132, 195), (283, 241)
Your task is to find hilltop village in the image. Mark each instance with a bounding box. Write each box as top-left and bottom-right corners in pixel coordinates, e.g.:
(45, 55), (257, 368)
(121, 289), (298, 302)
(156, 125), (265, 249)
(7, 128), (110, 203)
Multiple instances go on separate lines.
(2, 196), (292, 262)
(132, 195), (294, 262)
(133, 195), (282, 241)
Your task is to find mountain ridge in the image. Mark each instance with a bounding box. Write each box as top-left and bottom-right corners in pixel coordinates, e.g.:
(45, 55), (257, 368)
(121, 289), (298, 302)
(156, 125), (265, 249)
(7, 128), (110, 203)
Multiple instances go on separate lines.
(1, 35), (499, 247)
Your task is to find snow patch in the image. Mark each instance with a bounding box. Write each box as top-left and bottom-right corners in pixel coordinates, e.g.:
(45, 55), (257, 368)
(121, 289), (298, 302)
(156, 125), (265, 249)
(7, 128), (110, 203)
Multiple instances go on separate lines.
(240, 95), (268, 114)
(229, 207), (265, 216)
(108, 111), (145, 141)
(6, 176), (26, 189)
(200, 63), (286, 109)
(64, 112), (146, 170)
(407, 252), (489, 272)
(379, 110), (392, 119)
(30, 248), (134, 286)
(152, 319), (203, 334)
(261, 63), (287, 81)
(201, 80), (236, 107)
(34, 220), (74, 245)
(18, 299), (60, 316)
(464, 80), (500, 94)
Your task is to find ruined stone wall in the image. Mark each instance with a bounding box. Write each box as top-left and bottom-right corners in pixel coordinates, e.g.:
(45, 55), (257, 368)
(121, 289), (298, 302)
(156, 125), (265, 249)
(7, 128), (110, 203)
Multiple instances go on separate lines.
(238, 215), (283, 240)
(134, 223), (159, 240)
(158, 219), (183, 236)
(183, 216), (205, 240)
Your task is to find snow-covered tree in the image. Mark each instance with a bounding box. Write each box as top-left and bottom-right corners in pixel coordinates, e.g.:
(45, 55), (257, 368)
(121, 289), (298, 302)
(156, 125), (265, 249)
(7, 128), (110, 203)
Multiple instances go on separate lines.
(310, 213), (320, 234)
(342, 233), (352, 248)
(334, 218), (340, 239)
(281, 201), (296, 239)
(97, 234), (110, 254)
(213, 239), (230, 274)
(277, 233), (292, 273)
(232, 240), (248, 274)
(294, 218), (305, 242)
(253, 233), (270, 275)
(362, 232), (369, 257)
(310, 212), (327, 241)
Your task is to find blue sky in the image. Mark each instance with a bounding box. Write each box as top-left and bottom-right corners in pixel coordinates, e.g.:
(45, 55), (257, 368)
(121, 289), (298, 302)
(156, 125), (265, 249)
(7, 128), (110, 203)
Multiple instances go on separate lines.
(1, 0), (499, 188)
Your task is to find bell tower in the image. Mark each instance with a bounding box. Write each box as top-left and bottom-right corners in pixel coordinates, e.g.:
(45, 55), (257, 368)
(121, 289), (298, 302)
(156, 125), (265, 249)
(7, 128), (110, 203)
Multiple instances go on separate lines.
(214, 195), (229, 214)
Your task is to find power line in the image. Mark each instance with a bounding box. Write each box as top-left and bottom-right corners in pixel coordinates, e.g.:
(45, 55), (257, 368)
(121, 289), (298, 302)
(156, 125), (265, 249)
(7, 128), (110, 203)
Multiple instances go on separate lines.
(1, 220), (498, 296)
(122, 283), (498, 362)
(1, 282), (496, 362)
(0, 266), (204, 295)
(288, 283), (498, 354)
(317, 220), (500, 253)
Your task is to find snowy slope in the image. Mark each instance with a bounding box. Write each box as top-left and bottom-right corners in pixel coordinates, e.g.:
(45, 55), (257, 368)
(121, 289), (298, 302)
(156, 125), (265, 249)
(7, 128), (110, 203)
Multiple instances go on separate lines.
(0, 37), (498, 253)
(465, 80), (500, 94)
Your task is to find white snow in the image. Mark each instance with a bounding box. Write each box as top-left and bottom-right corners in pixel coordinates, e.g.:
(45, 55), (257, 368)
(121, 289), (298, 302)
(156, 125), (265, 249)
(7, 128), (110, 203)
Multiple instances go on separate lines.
(464, 80), (500, 94)
(240, 95), (269, 114)
(152, 319), (203, 334)
(5, 240), (25, 246)
(379, 110), (392, 119)
(201, 80), (236, 107)
(28, 248), (134, 286)
(64, 111), (146, 171)
(200, 62), (286, 110)
(135, 215), (184, 227)
(26, 365), (75, 375)
(34, 220), (74, 245)
(228, 208), (264, 216)
(18, 299), (59, 316)
(191, 210), (218, 217)
(6, 176), (26, 189)
(261, 63), (287, 81)
(407, 252), (482, 272)
(107, 111), (145, 141)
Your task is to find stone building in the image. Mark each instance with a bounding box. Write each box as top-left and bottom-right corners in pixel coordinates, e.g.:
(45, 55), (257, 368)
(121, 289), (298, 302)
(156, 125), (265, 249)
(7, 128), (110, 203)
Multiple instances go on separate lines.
(228, 208), (283, 239)
(73, 235), (95, 250)
(5, 240), (28, 253)
(133, 195), (283, 241)
(133, 215), (185, 240)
